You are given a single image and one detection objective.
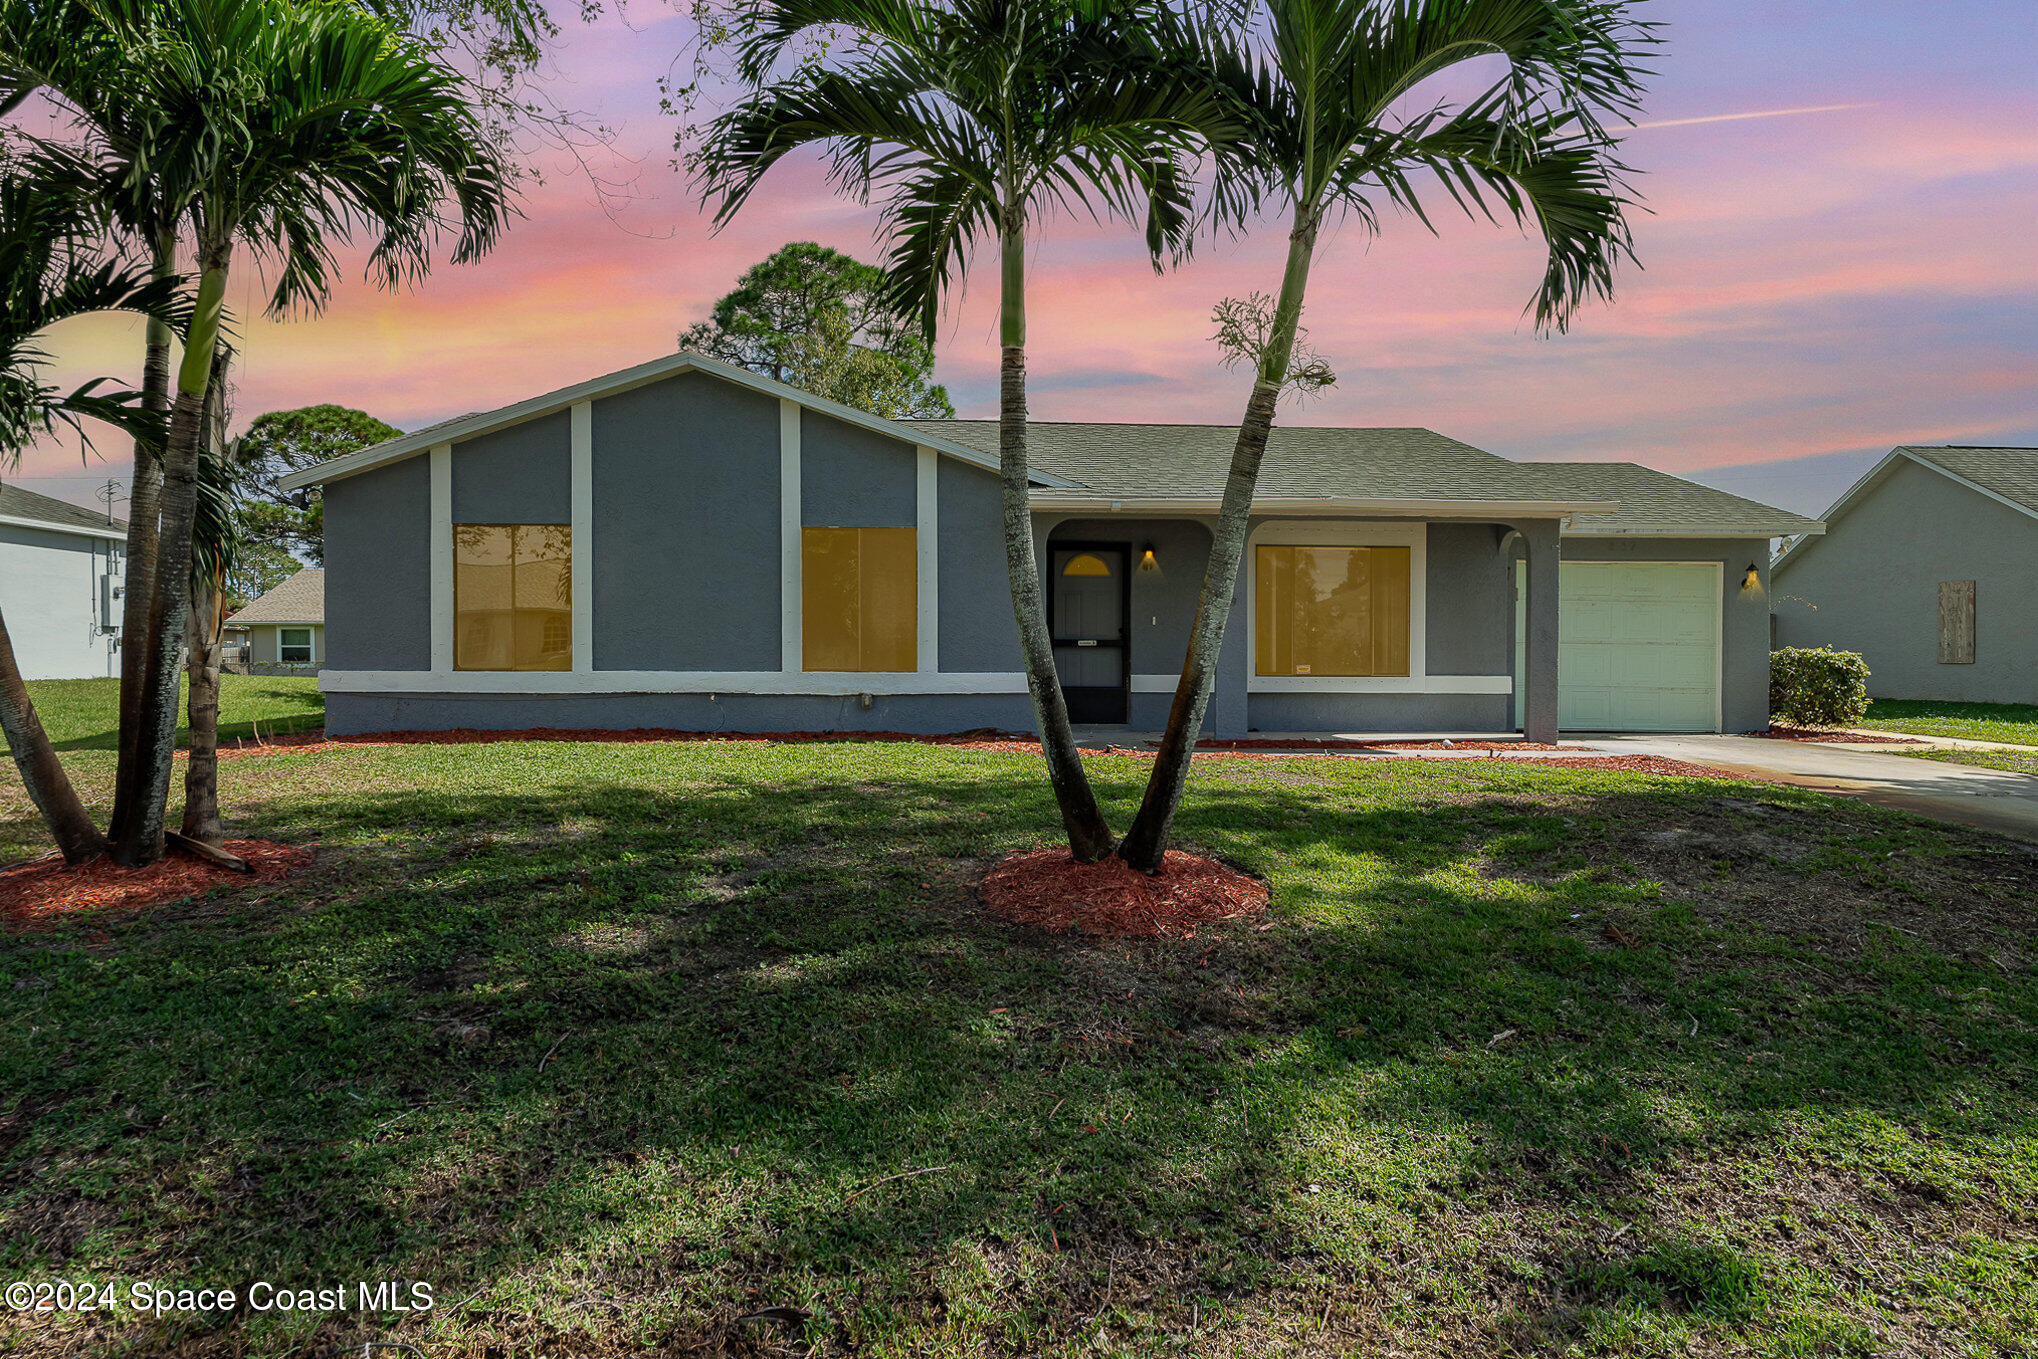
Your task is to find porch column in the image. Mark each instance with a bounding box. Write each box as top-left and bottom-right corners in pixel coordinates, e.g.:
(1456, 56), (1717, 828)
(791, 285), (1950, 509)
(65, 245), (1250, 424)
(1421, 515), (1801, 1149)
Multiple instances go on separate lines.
(1520, 519), (1562, 743)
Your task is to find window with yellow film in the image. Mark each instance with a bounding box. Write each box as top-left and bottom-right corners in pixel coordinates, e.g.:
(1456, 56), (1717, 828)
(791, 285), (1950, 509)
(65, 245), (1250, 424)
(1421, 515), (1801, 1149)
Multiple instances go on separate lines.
(802, 527), (916, 672)
(454, 524), (572, 671)
(1254, 544), (1410, 677)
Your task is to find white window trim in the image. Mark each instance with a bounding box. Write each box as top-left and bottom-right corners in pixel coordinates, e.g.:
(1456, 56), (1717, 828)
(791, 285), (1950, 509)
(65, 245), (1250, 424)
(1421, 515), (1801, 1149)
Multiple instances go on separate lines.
(1244, 520), (1435, 694)
(278, 626), (316, 666)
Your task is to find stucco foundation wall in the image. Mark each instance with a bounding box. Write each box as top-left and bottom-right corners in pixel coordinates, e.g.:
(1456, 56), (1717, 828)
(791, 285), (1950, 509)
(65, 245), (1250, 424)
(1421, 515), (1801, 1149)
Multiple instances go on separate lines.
(591, 372), (781, 671)
(323, 457), (430, 671)
(324, 691), (1039, 737)
(1556, 535), (1776, 731)
(1248, 693), (1511, 732)
(1774, 460), (2038, 703)
(0, 524), (119, 679)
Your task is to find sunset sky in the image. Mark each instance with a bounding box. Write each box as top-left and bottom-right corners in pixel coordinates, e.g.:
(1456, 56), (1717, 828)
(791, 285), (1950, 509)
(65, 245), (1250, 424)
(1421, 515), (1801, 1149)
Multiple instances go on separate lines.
(12, 0), (2037, 517)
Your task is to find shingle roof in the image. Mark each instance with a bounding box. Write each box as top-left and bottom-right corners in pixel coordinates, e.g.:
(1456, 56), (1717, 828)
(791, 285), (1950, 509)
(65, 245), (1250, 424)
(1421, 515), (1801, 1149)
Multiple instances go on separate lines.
(1525, 462), (1823, 536)
(914, 420), (1593, 503)
(0, 482), (126, 537)
(1899, 446), (2038, 517)
(912, 420), (1816, 534)
(226, 568), (323, 625)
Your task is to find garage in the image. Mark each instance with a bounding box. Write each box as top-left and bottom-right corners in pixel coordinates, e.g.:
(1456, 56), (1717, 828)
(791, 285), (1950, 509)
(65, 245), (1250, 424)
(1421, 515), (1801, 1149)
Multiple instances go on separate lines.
(1516, 561), (1722, 732)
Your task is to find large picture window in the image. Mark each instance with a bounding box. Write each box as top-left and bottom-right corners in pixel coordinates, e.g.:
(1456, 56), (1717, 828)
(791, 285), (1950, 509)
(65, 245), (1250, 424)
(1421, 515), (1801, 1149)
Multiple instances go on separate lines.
(1254, 544), (1410, 677)
(803, 527), (916, 672)
(455, 524), (572, 671)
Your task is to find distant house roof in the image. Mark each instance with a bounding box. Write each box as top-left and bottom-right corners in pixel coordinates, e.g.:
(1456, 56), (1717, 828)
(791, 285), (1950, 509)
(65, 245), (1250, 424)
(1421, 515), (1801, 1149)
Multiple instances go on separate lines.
(1523, 462), (1824, 537)
(227, 568), (323, 626)
(0, 482), (126, 541)
(1774, 445), (2038, 572)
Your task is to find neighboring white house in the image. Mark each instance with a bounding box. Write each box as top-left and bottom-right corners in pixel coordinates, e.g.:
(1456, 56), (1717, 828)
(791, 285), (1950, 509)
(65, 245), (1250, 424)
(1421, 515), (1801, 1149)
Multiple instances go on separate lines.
(225, 567), (324, 674)
(0, 482), (125, 680)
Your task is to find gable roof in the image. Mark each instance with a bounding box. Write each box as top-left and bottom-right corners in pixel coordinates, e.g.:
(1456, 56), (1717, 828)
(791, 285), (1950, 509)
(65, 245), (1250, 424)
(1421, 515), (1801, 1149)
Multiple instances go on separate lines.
(226, 568), (323, 626)
(1774, 445), (2038, 572)
(276, 351), (1082, 493)
(0, 482), (126, 541)
(1523, 462), (1823, 537)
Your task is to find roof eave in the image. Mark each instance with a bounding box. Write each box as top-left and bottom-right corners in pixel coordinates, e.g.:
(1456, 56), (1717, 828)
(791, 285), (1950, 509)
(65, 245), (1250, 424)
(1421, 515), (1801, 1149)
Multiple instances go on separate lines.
(278, 352), (1080, 493)
(1568, 523), (1825, 538)
(0, 511), (127, 541)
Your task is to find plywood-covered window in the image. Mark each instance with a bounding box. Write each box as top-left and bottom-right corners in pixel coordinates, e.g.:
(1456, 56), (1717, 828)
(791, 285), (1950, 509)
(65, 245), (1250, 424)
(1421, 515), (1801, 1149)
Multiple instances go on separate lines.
(455, 524), (572, 671)
(1939, 580), (1976, 665)
(1255, 544), (1411, 677)
(803, 527), (916, 672)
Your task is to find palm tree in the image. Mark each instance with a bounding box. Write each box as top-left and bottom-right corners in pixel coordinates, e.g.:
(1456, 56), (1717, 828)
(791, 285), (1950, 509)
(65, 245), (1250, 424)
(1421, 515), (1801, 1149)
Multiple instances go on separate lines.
(0, 2), (187, 834)
(1115, 0), (1655, 872)
(698, 0), (1247, 860)
(0, 170), (185, 864)
(180, 349), (241, 850)
(75, 0), (513, 865)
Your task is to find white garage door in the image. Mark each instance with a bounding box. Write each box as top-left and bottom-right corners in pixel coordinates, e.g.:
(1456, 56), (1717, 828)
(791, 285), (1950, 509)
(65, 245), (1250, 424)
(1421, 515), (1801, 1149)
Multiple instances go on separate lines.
(1516, 562), (1721, 732)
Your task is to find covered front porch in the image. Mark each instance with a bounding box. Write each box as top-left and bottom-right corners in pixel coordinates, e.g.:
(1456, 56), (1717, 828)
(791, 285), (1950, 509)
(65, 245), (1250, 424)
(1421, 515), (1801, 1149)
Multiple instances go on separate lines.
(1032, 511), (1565, 742)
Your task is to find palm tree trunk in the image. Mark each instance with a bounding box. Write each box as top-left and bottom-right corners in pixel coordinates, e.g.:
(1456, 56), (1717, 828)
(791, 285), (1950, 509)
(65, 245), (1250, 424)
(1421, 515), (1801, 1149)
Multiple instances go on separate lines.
(997, 209), (1114, 861)
(180, 356), (233, 845)
(111, 244), (230, 867)
(0, 605), (106, 864)
(111, 228), (175, 835)
(179, 576), (225, 844)
(1118, 209), (1319, 873)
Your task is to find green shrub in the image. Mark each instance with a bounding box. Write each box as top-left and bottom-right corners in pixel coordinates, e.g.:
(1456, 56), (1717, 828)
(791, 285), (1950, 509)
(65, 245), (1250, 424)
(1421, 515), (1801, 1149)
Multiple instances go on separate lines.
(1770, 646), (1870, 728)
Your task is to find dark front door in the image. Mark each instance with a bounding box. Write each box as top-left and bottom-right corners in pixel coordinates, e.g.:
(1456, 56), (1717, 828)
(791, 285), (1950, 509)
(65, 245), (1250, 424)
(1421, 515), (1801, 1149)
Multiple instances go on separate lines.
(1049, 544), (1129, 723)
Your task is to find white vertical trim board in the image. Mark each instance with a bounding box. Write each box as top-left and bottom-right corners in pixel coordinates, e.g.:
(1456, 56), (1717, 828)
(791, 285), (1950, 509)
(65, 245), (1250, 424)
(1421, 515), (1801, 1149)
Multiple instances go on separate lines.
(569, 401), (594, 674)
(429, 442), (453, 673)
(916, 445), (939, 673)
(779, 398), (803, 673)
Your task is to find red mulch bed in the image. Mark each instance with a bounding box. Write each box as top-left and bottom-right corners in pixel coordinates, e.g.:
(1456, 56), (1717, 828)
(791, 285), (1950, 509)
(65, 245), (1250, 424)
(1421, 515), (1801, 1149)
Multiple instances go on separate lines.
(0, 840), (312, 930)
(1187, 737), (1576, 752)
(979, 847), (1270, 940)
(1756, 725), (1923, 745)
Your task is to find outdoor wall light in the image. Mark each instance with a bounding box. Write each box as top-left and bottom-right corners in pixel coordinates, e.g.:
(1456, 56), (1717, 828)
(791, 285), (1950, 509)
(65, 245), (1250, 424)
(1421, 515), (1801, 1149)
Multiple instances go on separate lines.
(1740, 563), (1764, 598)
(1138, 543), (1160, 574)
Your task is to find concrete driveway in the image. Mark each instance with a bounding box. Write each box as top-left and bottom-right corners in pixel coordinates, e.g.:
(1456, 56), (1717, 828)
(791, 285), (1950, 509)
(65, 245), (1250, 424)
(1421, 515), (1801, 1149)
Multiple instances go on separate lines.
(1592, 734), (2038, 844)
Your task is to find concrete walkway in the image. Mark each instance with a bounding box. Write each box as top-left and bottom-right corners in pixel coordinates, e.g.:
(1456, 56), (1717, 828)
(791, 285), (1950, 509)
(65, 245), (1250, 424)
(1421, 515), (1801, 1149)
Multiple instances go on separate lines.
(1590, 734), (2038, 844)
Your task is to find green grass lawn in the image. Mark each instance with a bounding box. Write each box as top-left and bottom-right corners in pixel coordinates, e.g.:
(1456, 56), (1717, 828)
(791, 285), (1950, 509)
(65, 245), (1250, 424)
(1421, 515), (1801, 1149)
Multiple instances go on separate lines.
(1861, 699), (2038, 747)
(0, 675), (323, 754)
(1910, 748), (2038, 778)
(3, 706), (2036, 1355)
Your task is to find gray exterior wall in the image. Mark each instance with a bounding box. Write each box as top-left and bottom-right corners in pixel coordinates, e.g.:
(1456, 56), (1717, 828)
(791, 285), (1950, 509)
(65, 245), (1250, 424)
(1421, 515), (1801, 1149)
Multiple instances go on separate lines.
(452, 410), (570, 524)
(1554, 535), (1776, 732)
(591, 372), (781, 671)
(324, 455), (430, 670)
(803, 411), (916, 527)
(1774, 459), (2038, 703)
(938, 458), (1022, 672)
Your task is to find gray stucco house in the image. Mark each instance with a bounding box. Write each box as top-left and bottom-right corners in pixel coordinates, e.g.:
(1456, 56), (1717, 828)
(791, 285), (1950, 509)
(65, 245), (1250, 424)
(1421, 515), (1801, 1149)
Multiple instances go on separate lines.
(0, 483), (124, 680)
(224, 567), (324, 674)
(1773, 446), (2038, 703)
(282, 351), (1819, 740)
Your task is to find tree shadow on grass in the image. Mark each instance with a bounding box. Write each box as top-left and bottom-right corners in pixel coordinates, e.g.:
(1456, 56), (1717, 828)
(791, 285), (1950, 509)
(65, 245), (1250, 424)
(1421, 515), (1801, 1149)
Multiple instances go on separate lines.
(2, 757), (2034, 1356)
